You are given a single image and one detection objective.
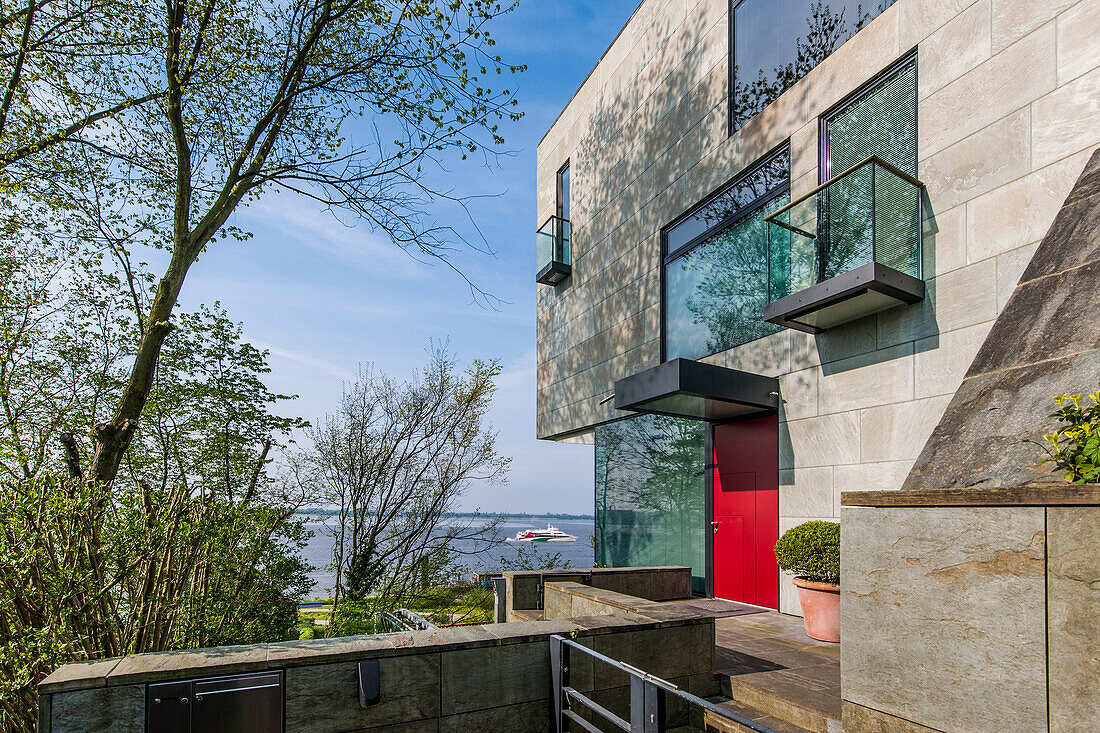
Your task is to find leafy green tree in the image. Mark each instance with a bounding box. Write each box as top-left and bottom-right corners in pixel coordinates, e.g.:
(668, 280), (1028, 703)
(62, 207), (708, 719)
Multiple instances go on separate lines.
(2, 0), (525, 487)
(0, 239), (313, 731)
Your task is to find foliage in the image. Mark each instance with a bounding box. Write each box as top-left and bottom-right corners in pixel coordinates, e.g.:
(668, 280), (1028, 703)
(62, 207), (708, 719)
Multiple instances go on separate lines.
(1037, 387), (1100, 484)
(305, 344), (509, 617)
(1, 0), (527, 488)
(773, 521), (840, 584)
(0, 239), (312, 731)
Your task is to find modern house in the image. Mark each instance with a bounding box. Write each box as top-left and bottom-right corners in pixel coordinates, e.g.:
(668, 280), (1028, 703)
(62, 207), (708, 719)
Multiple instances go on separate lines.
(535, 0), (1100, 615)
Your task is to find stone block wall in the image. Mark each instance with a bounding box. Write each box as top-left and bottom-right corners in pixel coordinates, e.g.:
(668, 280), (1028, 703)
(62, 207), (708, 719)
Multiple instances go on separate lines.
(839, 487), (1100, 733)
(535, 0), (1100, 614)
(39, 609), (716, 733)
(503, 565), (692, 621)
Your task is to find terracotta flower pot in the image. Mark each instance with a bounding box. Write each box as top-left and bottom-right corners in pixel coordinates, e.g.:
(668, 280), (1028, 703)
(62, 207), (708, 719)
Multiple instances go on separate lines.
(792, 577), (840, 642)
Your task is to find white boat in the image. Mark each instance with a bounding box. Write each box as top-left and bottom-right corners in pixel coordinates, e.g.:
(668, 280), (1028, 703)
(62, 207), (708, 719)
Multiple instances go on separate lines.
(507, 524), (576, 543)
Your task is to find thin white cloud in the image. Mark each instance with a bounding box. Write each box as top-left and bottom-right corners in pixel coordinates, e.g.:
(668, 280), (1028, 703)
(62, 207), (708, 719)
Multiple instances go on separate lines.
(250, 339), (357, 382)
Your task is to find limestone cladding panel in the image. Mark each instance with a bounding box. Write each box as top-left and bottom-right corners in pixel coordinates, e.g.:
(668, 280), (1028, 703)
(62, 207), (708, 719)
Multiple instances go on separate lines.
(817, 344), (914, 415)
(917, 0), (992, 100)
(1032, 65), (1100, 170)
(918, 22), (1055, 159)
(1046, 506), (1100, 733)
(922, 202), (967, 277)
(831, 460), (913, 515)
(914, 321), (993, 399)
(859, 394), (953, 463)
(536, 0), (1100, 441)
(841, 506), (1048, 732)
(781, 413), (861, 470)
(965, 149), (1093, 262)
(1057, 0), (1100, 83)
(779, 467), (834, 518)
(700, 329), (792, 378)
(991, 0), (1078, 53)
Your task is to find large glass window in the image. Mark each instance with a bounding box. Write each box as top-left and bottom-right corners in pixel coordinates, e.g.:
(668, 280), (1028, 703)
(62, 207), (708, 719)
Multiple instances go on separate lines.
(731, 0), (897, 132)
(663, 147), (790, 361)
(595, 414), (707, 595)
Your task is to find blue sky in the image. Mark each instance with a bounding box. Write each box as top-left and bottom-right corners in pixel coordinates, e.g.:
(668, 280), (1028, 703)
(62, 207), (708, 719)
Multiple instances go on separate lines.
(175, 2), (641, 515)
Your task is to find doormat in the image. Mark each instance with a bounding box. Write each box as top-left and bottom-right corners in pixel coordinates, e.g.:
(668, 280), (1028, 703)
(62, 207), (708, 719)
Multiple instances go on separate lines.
(675, 599), (767, 618)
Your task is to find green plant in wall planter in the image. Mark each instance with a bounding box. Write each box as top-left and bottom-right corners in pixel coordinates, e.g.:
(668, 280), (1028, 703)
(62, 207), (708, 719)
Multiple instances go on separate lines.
(774, 521), (840, 643)
(1036, 386), (1100, 484)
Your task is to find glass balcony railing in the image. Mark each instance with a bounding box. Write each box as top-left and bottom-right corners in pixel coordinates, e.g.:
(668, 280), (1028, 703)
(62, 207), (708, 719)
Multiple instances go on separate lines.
(762, 156), (926, 332)
(536, 215), (571, 285)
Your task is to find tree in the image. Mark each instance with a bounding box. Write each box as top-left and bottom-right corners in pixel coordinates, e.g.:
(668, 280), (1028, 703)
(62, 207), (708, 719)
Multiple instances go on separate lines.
(2, 0), (525, 487)
(0, 238), (313, 732)
(305, 345), (508, 619)
(0, 0), (162, 172)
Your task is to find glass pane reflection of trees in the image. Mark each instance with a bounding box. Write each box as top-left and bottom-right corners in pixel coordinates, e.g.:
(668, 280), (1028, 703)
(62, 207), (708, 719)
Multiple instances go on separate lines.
(732, 0), (897, 131)
(665, 198), (789, 361)
(595, 414), (706, 595)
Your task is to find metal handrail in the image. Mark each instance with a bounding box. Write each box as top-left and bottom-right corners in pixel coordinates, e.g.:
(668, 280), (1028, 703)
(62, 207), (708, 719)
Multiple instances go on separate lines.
(377, 608), (438, 632)
(550, 634), (784, 733)
(762, 154), (924, 232)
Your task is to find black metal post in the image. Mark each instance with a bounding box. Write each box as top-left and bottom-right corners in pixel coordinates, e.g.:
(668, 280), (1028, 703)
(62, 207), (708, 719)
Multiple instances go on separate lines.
(643, 679), (666, 733)
(550, 635), (569, 732)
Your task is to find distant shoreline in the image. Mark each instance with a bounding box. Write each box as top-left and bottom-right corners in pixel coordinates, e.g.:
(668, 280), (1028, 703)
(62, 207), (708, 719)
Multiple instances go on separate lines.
(296, 509), (595, 520)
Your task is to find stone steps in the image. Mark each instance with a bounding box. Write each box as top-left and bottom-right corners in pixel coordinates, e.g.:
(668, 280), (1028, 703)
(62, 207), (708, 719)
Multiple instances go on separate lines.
(702, 698), (819, 733)
(713, 676), (841, 733)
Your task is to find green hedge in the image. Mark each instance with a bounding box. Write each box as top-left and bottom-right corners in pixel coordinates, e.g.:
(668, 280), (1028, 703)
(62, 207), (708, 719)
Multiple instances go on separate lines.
(773, 520), (839, 584)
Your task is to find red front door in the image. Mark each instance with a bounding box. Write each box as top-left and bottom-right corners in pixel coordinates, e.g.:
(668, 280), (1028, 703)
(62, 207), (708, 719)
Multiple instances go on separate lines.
(712, 414), (778, 608)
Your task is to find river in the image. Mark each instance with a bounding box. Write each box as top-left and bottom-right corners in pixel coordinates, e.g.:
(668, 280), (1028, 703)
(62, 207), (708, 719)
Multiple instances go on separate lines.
(297, 514), (596, 596)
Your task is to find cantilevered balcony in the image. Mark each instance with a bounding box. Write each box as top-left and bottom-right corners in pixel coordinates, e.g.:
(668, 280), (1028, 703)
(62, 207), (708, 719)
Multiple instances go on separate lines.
(763, 156), (925, 333)
(536, 215), (571, 285)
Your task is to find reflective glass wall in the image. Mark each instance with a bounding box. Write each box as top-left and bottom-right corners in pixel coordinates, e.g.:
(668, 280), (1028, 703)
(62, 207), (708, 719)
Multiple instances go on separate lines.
(595, 414), (706, 595)
(731, 0), (897, 131)
(663, 146), (790, 361)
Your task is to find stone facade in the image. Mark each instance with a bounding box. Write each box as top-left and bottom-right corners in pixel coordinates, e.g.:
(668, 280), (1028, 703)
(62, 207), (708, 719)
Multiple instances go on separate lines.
(535, 0), (1100, 615)
(840, 488), (1100, 733)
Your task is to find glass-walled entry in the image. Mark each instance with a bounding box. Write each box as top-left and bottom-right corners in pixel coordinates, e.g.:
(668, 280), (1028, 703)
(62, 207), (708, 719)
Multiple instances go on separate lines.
(595, 414), (706, 595)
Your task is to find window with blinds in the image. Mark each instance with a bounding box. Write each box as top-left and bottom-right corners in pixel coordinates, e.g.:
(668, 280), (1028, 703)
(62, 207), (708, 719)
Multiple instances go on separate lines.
(822, 57), (919, 279)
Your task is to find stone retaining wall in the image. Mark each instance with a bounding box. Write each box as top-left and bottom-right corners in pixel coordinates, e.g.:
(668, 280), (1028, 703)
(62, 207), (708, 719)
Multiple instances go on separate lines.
(39, 599), (715, 733)
(840, 486), (1100, 733)
(503, 565), (692, 621)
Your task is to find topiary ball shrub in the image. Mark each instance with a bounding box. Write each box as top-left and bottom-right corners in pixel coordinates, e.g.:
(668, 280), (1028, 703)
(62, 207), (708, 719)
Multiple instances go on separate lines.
(773, 520), (840, 584)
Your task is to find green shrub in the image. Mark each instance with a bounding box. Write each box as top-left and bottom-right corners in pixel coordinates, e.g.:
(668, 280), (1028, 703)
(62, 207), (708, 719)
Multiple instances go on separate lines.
(773, 521), (840, 584)
(298, 624), (316, 641)
(1037, 387), (1100, 484)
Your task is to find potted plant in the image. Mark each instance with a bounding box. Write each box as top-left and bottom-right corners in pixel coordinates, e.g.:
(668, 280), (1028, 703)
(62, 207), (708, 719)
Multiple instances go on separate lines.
(774, 520), (840, 642)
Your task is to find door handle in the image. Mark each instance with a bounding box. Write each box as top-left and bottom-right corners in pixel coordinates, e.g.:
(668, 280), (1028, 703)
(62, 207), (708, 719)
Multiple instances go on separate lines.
(711, 521), (719, 534)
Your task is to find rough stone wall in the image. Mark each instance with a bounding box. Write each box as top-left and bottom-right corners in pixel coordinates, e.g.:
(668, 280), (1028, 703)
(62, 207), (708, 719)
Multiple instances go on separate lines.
(904, 147), (1100, 489)
(535, 0), (1100, 614)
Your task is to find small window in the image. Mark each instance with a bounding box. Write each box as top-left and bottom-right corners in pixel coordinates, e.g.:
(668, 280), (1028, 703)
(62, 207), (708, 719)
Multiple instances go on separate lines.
(557, 163), (570, 221)
(537, 162), (572, 285)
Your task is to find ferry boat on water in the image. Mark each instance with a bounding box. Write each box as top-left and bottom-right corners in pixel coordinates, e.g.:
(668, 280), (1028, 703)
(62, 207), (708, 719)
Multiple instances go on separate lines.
(507, 524), (576, 543)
